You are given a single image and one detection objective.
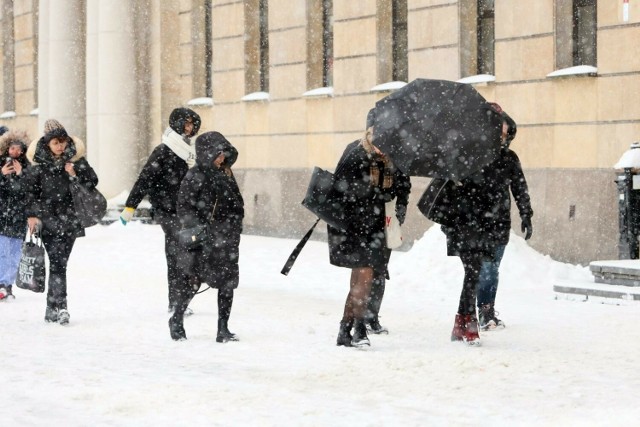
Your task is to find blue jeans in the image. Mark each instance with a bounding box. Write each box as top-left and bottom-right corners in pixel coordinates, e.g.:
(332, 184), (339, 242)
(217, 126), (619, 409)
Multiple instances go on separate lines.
(476, 244), (506, 307)
(0, 235), (22, 285)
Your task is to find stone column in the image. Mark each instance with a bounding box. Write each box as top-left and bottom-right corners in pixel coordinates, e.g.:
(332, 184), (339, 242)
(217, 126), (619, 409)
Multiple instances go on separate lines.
(36, 0), (49, 130)
(86, 0), (150, 197)
(44, 0), (86, 139)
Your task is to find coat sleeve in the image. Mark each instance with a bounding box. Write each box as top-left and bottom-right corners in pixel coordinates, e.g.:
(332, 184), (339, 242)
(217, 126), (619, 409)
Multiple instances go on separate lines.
(22, 166), (43, 219)
(125, 146), (164, 209)
(508, 151), (533, 219)
(393, 169), (411, 224)
(177, 170), (207, 229)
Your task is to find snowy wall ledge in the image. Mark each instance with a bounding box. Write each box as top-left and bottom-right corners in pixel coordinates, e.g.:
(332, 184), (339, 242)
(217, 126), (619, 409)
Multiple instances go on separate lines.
(29, 108), (39, 116)
(187, 97), (213, 108)
(302, 87), (333, 98)
(370, 81), (407, 93)
(547, 65), (597, 78)
(456, 74), (496, 85)
(241, 92), (270, 102)
(0, 111), (16, 119)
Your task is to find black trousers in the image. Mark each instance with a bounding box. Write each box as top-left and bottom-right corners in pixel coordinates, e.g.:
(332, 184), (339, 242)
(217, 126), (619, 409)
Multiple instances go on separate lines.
(172, 276), (234, 324)
(42, 234), (76, 310)
(457, 252), (483, 316)
(160, 218), (188, 309)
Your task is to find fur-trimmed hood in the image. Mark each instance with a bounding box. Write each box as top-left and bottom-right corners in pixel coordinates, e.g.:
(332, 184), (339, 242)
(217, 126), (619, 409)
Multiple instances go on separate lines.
(27, 134), (87, 165)
(0, 129), (30, 156)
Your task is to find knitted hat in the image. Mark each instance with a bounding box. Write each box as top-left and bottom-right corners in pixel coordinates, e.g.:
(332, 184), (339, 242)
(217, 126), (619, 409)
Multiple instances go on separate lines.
(44, 119), (65, 134)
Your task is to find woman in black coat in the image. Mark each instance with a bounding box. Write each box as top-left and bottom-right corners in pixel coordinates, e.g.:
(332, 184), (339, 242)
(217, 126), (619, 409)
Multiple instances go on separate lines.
(329, 126), (411, 347)
(24, 120), (99, 325)
(120, 107), (201, 314)
(0, 130), (30, 300)
(170, 131), (244, 342)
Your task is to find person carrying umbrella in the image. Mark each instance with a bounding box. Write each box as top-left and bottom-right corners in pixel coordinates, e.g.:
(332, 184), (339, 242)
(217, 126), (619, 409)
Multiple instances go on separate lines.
(475, 103), (533, 330)
(329, 112), (411, 348)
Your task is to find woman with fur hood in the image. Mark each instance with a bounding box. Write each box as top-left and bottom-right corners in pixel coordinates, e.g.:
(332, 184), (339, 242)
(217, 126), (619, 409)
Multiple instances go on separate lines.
(170, 131), (244, 342)
(0, 129), (30, 300)
(23, 119), (99, 324)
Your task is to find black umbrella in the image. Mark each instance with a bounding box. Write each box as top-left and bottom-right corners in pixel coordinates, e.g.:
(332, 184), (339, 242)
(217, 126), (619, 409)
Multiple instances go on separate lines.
(371, 78), (504, 181)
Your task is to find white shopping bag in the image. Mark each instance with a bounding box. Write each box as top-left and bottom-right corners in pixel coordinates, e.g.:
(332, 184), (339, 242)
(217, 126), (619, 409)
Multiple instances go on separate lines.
(384, 198), (403, 249)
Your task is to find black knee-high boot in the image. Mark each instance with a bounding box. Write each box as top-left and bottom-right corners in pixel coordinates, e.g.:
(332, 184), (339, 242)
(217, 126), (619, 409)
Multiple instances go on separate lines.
(365, 272), (388, 334)
(216, 289), (238, 343)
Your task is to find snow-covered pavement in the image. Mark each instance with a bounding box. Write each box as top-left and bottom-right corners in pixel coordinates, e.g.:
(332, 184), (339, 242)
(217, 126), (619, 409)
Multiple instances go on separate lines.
(2, 223), (639, 426)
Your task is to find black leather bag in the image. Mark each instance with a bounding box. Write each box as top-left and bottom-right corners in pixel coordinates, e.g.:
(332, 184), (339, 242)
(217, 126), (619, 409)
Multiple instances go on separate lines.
(71, 182), (107, 227)
(301, 167), (350, 231)
(417, 178), (459, 227)
(15, 233), (46, 293)
(177, 224), (210, 250)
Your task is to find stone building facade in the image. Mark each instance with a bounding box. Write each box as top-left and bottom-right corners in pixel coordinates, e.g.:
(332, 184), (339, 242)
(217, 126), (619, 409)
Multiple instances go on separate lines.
(1, 0), (639, 264)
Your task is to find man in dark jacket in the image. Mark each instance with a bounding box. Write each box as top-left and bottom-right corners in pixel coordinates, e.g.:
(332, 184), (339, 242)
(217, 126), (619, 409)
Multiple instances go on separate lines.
(476, 104), (533, 330)
(0, 129), (30, 300)
(120, 108), (201, 313)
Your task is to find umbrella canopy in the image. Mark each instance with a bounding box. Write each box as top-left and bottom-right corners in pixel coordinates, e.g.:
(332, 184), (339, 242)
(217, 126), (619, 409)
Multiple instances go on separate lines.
(372, 78), (504, 181)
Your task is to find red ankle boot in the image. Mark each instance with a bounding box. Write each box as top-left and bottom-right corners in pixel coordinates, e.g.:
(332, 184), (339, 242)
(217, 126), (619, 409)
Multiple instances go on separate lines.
(451, 314), (465, 341)
(462, 314), (481, 346)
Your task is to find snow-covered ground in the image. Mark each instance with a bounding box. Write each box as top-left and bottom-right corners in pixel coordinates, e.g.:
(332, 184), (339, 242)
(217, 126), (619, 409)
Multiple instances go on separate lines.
(2, 223), (640, 426)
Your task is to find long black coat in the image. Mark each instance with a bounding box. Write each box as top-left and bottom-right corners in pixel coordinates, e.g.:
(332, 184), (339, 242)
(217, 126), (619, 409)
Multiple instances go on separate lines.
(0, 137), (30, 238)
(439, 147), (533, 257)
(177, 132), (244, 289)
(24, 136), (98, 238)
(328, 141), (411, 274)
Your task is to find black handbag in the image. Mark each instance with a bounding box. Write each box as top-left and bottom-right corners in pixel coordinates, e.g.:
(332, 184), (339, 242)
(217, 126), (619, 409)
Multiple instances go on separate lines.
(177, 224), (210, 250)
(177, 199), (218, 250)
(417, 178), (459, 227)
(301, 167), (350, 231)
(15, 232), (46, 293)
(71, 181), (107, 227)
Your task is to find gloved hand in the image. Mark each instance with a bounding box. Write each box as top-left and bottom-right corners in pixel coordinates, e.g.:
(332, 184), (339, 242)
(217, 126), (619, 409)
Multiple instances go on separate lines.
(521, 216), (533, 240)
(396, 204), (407, 225)
(120, 207), (135, 225)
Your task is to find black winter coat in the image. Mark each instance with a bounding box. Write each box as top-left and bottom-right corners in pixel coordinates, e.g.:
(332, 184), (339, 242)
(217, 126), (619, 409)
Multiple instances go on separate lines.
(177, 132), (244, 289)
(439, 148), (533, 258)
(24, 137), (99, 239)
(328, 141), (411, 274)
(0, 148), (30, 238)
(125, 144), (190, 223)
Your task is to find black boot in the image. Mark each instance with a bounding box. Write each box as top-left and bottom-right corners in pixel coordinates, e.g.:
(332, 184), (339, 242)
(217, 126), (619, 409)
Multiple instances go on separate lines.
(366, 316), (389, 334)
(169, 315), (186, 341)
(216, 319), (238, 343)
(336, 320), (354, 347)
(352, 319), (371, 347)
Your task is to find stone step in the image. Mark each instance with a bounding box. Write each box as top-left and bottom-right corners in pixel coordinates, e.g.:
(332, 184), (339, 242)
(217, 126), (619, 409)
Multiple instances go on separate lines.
(554, 279), (640, 303)
(589, 260), (640, 287)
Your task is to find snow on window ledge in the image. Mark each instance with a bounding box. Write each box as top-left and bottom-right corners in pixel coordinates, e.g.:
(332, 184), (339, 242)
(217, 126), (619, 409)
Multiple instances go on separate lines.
(302, 87), (334, 98)
(370, 81), (407, 93)
(29, 108), (39, 116)
(0, 111), (16, 119)
(457, 74), (496, 85)
(241, 91), (270, 102)
(547, 65), (597, 78)
(187, 97), (213, 107)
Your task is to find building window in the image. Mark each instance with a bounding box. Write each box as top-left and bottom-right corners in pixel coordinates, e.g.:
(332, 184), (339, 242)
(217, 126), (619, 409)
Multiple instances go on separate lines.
(307, 0), (333, 89)
(573, 0), (597, 66)
(1, 0), (15, 112)
(477, 0), (495, 75)
(192, 0), (213, 98)
(377, 0), (407, 83)
(556, 0), (597, 69)
(244, 0), (269, 94)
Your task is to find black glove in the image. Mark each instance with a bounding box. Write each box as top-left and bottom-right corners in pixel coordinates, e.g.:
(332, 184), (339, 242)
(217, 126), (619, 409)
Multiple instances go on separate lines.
(396, 204), (407, 225)
(521, 217), (532, 240)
